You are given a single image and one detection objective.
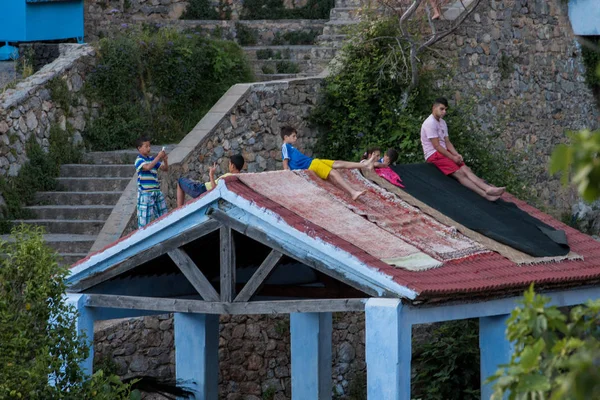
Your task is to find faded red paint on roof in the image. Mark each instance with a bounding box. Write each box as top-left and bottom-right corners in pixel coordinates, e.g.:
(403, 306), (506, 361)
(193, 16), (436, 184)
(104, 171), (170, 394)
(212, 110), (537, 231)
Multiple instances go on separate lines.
(224, 173), (600, 301)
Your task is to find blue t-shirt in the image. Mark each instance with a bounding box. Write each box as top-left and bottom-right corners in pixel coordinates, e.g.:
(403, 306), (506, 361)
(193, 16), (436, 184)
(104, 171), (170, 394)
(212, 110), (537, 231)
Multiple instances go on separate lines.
(135, 154), (162, 192)
(281, 143), (313, 170)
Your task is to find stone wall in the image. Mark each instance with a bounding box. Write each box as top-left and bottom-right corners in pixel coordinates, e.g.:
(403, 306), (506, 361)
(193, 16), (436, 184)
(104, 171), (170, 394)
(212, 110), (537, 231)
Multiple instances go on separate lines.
(0, 44), (96, 178)
(94, 313), (367, 399)
(84, 0), (325, 43)
(436, 0), (599, 213)
(19, 43), (61, 72)
(161, 77), (323, 209)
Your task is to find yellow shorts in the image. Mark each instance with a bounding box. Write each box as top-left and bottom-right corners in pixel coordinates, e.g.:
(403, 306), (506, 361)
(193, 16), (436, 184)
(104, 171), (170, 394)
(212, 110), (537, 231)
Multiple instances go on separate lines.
(309, 159), (335, 179)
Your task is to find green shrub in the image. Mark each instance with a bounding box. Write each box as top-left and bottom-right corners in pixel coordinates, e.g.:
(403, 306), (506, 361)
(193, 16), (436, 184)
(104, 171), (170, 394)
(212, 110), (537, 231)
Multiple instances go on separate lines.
(235, 23), (258, 46)
(256, 48), (275, 59)
(580, 36), (600, 105)
(181, 0), (220, 19)
(0, 126), (82, 232)
(0, 225), (140, 399)
(283, 30), (320, 45)
(240, 0), (334, 20)
(85, 27), (254, 150)
(488, 285), (600, 399)
(412, 320), (480, 400)
(309, 17), (530, 200)
(261, 65), (276, 74)
(276, 60), (300, 73)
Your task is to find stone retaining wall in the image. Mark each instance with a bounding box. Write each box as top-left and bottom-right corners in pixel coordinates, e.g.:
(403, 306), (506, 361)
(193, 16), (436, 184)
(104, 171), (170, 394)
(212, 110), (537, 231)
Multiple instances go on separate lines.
(0, 44), (96, 178)
(436, 0), (599, 213)
(94, 312), (368, 399)
(162, 77), (323, 209)
(84, 0), (325, 43)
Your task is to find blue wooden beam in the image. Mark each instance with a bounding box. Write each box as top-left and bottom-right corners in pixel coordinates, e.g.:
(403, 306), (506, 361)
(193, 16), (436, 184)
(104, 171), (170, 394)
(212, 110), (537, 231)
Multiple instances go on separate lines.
(365, 298), (411, 400)
(290, 312), (332, 400)
(403, 285), (600, 325)
(174, 313), (219, 400)
(65, 293), (95, 377)
(480, 314), (513, 400)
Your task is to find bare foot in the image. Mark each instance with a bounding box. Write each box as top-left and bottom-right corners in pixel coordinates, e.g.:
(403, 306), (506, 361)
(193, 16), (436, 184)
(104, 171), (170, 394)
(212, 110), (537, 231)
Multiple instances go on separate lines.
(363, 154), (377, 170)
(485, 194), (501, 202)
(486, 186), (506, 196)
(352, 190), (367, 201)
(432, 10), (441, 20)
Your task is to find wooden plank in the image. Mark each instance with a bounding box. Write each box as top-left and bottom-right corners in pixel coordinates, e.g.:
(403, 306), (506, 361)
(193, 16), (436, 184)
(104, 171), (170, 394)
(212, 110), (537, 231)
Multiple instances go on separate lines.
(85, 294), (367, 314)
(234, 250), (283, 302)
(208, 209), (384, 297)
(70, 220), (221, 292)
(168, 248), (220, 302)
(220, 226), (235, 302)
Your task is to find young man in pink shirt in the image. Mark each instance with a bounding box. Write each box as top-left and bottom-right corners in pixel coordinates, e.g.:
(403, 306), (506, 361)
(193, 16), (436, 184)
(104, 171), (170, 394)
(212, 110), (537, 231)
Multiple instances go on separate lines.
(421, 97), (505, 201)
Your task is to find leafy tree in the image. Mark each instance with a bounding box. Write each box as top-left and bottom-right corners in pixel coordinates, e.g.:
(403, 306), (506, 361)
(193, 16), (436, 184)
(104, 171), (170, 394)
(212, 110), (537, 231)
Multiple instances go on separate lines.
(488, 285), (600, 400)
(0, 225), (139, 399)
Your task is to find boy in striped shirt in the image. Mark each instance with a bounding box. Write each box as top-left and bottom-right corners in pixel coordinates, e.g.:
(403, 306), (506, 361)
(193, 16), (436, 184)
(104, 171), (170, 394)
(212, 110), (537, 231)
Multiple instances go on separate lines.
(135, 137), (169, 228)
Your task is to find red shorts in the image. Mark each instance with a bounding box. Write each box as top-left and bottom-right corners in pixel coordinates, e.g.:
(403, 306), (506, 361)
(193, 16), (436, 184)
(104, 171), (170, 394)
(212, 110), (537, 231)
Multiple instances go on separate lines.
(427, 151), (463, 175)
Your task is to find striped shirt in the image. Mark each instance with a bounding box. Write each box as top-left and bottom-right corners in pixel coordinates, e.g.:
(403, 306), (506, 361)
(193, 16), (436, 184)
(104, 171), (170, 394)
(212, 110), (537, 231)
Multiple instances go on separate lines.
(135, 155), (162, 192)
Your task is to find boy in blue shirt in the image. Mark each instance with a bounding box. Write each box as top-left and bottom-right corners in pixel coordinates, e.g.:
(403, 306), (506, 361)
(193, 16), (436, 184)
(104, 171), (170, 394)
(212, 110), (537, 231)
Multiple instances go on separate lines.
(281, 126), (375, 200)
(135, 137), (169, 228)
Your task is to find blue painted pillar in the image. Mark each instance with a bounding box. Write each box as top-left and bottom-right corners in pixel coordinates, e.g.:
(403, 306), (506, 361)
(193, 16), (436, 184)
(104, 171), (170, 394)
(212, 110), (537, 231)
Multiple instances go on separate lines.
(174, 313), (220, 400)
(365, 298), (411, 400)
(290, 312), (333, 400)
(480, 314), (513, 400)
(65, 293), (95, 377)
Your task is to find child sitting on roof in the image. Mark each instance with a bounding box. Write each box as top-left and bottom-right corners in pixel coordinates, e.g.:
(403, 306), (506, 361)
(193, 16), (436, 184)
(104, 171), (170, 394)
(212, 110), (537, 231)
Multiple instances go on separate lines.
(421, 97), (505, 201)
(177, 154), (245, 207)
(361, 147), (404, 188)
(281, 126), (376, 200)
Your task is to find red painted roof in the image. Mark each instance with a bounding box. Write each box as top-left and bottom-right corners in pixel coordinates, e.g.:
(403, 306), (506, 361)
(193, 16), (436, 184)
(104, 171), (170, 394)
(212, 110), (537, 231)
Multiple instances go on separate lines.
(224, 172), (600, 302)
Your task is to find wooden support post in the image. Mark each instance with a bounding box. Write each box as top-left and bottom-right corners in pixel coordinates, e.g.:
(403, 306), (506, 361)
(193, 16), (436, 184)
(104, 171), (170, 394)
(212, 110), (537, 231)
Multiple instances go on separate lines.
(365, 298), (411, 400)
(234, 249), (282, 302)
(480, 314), (512, 400)
(168, 248), (220, 302)
(290, 312), (332, 400)
(174, 313), (219, 399)
(220, 226), (235, 302)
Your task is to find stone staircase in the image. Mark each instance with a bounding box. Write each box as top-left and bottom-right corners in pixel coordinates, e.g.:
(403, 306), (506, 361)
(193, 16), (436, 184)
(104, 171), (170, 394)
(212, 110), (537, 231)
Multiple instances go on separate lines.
(10, 150), (140, 265)
(244, 45), (337, 81)
(316, 0), (478, 49)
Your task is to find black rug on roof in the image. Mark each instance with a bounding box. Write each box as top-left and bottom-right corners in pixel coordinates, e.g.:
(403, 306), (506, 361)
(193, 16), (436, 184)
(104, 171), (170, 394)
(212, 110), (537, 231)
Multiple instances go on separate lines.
(390, 163), (570, 258)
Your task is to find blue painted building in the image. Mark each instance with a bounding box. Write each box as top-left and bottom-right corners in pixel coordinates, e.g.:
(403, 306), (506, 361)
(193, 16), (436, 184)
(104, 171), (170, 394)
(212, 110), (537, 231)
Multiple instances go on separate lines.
(569, 0), (600, 36)
(65, 171), (600, 399)
(0, 0), (84, 60)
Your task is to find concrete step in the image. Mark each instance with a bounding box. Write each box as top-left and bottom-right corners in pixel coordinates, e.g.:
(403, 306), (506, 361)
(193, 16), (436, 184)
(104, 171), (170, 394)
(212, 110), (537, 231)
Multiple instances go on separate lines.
(60, 164), (135, 178)
(244, 45), (337, 62)
(255, 73), (313, 82)
(57, 177), (131, 192)
(24, 205), (114, 221)
(316, 34), (348, 48)
(57, 253), (89, 266)
(330, 7), (363, 21)
(82, 144), (176, 165)
(13, 219), (105, 235)
(335, 0), (365, 8)
(34, 191), (123, 206)
(443, 0), (476, 21)
(254, 59), (330, 76)
(0, 234), (94, 262)
(322, 20), (360, 36)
